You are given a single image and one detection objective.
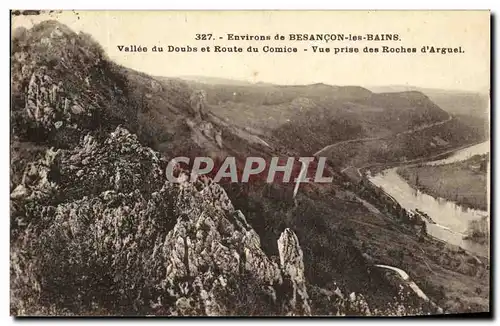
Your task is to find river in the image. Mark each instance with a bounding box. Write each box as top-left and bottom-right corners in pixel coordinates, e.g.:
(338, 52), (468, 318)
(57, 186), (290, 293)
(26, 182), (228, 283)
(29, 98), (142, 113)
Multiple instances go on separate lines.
(368, 141), (490, 257)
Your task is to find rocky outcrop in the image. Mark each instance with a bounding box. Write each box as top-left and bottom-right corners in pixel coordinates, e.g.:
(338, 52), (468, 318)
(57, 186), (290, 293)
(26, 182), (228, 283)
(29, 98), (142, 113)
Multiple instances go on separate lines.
(186, 89), (224, 152)
(11, 20), (140, 146)
(10, 147), (59, 202)
(189, 89), (207, 121)
(24, 66), (95, 132)
(10, 126), (310, 316)
(278, 228), (311, 315)
(160, 181), (286, 315)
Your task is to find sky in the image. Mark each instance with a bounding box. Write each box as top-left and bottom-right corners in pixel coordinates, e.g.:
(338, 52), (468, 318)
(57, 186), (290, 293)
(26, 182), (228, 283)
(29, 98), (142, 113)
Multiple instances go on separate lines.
(12, 10), (490, 92)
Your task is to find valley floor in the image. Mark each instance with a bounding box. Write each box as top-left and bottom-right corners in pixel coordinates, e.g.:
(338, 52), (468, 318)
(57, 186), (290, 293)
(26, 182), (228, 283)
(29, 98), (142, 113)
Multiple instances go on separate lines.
(396, 155), (488, 211)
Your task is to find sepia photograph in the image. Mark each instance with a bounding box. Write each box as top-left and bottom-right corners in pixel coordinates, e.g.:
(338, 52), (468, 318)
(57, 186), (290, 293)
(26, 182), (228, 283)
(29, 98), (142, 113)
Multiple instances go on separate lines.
(9, 10), (490, 317)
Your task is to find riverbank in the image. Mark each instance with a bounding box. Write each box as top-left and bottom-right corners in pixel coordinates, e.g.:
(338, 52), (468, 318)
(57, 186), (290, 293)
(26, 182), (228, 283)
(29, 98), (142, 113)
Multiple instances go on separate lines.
(396, 154), (488, 211)
(463, 216), (490, 245)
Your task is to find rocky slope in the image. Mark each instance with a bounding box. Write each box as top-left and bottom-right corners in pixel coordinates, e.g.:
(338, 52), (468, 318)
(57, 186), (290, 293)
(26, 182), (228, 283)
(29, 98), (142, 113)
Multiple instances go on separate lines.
(10, 126), (312, 316)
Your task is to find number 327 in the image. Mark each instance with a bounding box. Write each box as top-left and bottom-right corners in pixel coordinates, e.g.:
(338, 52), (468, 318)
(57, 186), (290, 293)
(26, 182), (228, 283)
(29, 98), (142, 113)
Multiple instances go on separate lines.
(195, 34), (213, 40)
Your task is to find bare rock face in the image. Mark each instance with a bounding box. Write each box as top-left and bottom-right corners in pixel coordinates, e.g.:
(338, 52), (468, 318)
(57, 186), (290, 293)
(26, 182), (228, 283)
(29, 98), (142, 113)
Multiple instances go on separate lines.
(161, 179), (285, 315)
(10, 147), (59, 202)
(189, 89), (207, 121)
(10, 126), (309, 316)
(186, 119), (224, 153)
(185, 89), (225, 151)
(278, 228), (311, 315)
(24, 66), (93, 132)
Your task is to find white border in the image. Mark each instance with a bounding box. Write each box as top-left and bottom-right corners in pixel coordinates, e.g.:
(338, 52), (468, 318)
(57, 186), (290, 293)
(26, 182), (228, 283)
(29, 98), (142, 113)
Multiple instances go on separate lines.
(3, 1), (499, 10)
(2, 1), (498, 325)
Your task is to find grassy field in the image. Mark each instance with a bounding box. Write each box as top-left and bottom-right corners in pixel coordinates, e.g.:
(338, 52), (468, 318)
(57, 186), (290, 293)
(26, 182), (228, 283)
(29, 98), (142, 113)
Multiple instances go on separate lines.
(397, 155), (488, 211)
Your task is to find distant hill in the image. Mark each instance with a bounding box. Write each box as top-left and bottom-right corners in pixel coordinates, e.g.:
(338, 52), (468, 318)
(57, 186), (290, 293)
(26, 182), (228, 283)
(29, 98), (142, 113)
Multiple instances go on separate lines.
(367, 85), (490, 120)
(177, 79), (452, 156)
